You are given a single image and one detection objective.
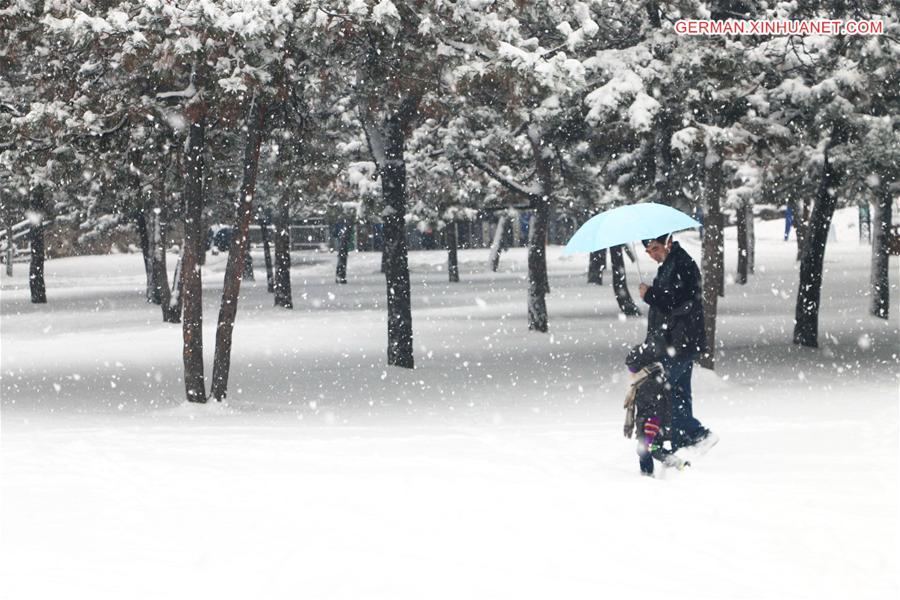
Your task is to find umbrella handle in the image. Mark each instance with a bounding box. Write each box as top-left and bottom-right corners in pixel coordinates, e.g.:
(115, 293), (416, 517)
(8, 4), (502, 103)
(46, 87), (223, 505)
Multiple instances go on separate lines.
(631, 242), (644, 284)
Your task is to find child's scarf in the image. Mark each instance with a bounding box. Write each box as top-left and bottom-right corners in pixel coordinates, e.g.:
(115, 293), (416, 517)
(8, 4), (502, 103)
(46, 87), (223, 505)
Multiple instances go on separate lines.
(623, 363), (664, 438)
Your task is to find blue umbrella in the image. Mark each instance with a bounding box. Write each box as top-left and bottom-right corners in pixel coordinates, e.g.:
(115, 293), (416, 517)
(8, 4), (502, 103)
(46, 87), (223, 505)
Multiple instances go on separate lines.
(564, 203), (700, 254)
(563, 202), (701, 281)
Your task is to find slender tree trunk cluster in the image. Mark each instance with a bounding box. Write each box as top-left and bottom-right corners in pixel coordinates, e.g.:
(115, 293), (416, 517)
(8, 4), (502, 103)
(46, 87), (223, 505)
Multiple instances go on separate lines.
(149, 207), (180, 323)
(135, 150), (179, 323)
(130, 151), (158, 306)
(130, 148), (177, 313)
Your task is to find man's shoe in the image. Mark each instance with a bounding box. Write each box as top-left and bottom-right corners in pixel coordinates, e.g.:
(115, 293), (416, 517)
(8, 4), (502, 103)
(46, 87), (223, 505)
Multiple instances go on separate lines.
(685, 429), (719, 456)
(662, 454), (691, 470)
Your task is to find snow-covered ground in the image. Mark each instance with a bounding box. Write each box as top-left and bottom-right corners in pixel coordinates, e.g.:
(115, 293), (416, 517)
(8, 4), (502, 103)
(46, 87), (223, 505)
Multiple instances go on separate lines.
(2, 209), (898, 599)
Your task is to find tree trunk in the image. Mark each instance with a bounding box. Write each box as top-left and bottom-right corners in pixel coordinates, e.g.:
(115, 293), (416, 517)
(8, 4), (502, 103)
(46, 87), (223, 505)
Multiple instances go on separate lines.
(258, 214), (274, 292)
(747, 203), (756, 274)
(166, 251), (183, 324)
(198, 220), (207, 267)
(512, 211), (523, 247)
(4, 237), (12, 277)
(242, 246), (255, 281)
(3, 203), (12, 276)
(28, 187), (47, 304)
(378, 122), (414, 368)
(356, 219), (370, 251)
(795, 196), (812, 261)
(335, 219), (352, 284)
(489, 215), (508, 272)
(653, 108), (674, 204)
(610, 245), (641, 316)
(130, 151), (158, 304)
(646, 0), (662, 28)
(147, 209), (164, 304)
(136, 209), (157, 303)
(588, 249), (606, 284)
(527, 207), (551, 332)
(527, 129), (553, 333)
(4, 204), (13, 276)
(150, 207), (176, 322)
(359, 82), (420, 369)
(870, 186), (891, 319)
(477, 219), (488, 248)
(273, 191), (293, 309)
(447, 221), (459, 283)
(181, 108), (207, 402)
(700, 160), (725, 369)
(211, 97), (266, 401)
(717, 224), (725, 297)
(457, 220), (469, 249)
(737, 201), (749, 285)
(793, 133), (843, 347)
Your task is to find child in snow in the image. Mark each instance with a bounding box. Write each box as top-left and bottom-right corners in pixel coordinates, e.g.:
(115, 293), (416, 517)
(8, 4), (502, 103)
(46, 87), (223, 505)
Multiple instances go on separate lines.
(623, 340), (690, 476)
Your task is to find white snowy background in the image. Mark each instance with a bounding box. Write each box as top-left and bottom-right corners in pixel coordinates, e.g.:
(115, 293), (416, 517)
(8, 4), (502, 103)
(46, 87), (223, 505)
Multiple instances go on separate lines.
(1, 210), (898, 599)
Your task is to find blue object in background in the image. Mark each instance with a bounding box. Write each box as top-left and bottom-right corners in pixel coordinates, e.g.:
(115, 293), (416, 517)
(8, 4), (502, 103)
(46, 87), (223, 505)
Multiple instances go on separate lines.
(372, 223), (384, 251)
(784, 205), (794, 241)
(519, 213), (530, 244)
(206, 226), (233, 252)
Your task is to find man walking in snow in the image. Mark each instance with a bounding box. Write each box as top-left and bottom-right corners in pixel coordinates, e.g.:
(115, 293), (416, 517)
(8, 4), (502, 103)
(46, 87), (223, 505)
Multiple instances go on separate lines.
(638, 234), (716, 453)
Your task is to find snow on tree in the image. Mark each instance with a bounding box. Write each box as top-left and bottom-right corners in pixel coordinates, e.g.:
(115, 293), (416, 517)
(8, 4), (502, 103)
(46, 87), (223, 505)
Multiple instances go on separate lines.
(5, 0), (896, 385)
(406, 117), (490, 283)
(41, 0), (309, 399)
(582, 1), (765, 366)
(301, 0), (530, 365)
(744, 0), (900, 346)
(444, 0), (609, 332)
(832, 18), (899, 321)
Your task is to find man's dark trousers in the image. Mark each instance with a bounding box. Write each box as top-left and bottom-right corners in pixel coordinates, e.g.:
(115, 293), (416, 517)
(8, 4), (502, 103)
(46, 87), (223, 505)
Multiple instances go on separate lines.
(662, 354), (705, 449)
